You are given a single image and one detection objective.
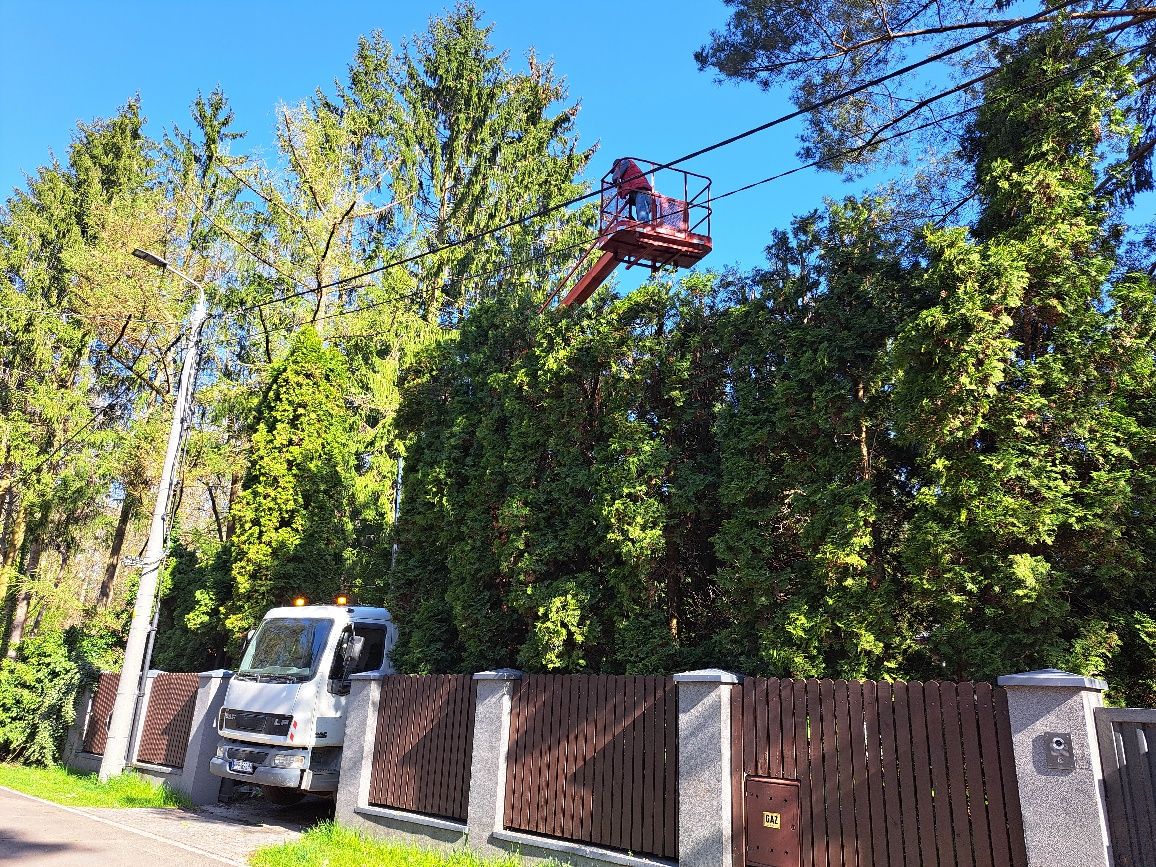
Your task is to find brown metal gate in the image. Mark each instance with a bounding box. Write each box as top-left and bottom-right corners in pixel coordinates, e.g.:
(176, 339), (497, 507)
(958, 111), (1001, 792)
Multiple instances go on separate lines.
(1095, 707), (1156, 867)
(135, 672), (200, 768)
(503, 674), (678, 860)
(81, 672), (120, 756)
(367, 674), (476, 821)
(731, 677), (1028, 867)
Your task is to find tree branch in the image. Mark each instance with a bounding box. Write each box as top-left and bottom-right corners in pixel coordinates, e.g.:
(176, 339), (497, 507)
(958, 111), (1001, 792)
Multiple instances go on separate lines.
(734, 9), (1156, 75)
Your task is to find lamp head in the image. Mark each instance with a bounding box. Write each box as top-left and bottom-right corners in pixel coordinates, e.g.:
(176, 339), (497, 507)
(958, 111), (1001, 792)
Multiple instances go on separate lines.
(132, 248), (168, 269)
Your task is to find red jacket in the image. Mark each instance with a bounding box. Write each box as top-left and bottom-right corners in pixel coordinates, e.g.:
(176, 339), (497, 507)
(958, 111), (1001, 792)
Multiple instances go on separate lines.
(611, 158), (652, 195)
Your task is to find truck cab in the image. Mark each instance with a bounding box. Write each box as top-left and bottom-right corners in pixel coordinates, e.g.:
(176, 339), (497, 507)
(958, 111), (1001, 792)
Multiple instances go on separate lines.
(210, 604), (396, 802)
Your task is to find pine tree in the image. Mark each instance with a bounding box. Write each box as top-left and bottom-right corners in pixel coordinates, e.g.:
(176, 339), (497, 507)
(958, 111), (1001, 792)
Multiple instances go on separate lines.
(226, 327), (356, 637)
(890, 29), (1156, 691)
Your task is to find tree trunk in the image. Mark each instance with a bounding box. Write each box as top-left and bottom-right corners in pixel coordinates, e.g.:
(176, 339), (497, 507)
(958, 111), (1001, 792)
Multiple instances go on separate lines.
(857, 379), (872, 481)
(0, 490), (21, 597)
(97, 491), (138, 606)
(5, 538), (43, 658)
(225, 470), (243, 541)
(205, 481), (225, 543)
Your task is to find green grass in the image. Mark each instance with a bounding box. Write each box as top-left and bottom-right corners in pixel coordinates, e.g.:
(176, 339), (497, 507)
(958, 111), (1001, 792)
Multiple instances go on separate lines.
(0, 762), (190, 808)
(250, 822), (553, 867)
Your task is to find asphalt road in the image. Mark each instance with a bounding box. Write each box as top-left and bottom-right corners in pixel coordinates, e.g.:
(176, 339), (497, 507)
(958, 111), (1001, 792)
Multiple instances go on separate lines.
(0, 786), (334, 865)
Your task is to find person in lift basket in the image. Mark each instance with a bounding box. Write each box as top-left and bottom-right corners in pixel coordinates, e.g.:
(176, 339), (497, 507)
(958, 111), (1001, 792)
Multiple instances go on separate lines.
(611, 158), (654, 223)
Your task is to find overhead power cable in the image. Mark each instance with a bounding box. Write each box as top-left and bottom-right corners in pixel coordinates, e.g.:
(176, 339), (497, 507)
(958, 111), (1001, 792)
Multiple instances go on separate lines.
(234, 31), (1138, 332)
(229, 0), (1075, 317)
(712, 40), (1150, 204)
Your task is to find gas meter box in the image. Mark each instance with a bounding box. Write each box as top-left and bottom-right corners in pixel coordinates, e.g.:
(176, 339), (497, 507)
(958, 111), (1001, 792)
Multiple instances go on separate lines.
(744, 776), (801, 867)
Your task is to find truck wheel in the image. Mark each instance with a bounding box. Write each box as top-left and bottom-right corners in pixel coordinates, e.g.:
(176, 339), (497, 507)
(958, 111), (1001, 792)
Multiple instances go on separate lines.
(260, 785), (305, 806)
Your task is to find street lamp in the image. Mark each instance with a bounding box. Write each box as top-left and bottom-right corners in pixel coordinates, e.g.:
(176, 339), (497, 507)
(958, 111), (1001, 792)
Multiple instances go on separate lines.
(99, 250), (209, 781)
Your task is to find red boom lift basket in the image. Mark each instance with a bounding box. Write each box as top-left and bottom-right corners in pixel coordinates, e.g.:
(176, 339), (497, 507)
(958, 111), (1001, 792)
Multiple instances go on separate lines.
(554, 158), (713, 308)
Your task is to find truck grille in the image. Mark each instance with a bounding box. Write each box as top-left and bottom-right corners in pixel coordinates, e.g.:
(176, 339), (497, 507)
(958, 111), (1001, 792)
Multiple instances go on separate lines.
(222, 747), (269, 764)
(219, 708), (292, 736)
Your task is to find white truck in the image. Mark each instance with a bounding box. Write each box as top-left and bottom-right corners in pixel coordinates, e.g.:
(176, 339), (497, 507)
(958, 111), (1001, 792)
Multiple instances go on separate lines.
(209, 603), (397, 804)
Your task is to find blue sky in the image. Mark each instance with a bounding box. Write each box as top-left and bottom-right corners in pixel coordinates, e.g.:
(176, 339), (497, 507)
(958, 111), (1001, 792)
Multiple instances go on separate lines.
(0, 0), (845, 281)
(7, 2), (1146, 291)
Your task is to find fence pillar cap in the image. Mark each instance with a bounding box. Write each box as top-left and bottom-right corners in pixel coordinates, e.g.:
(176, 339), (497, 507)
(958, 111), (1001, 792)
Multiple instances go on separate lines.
(673, 668), (741, 684)
(472, 668), (523, 681)
(197, 669), (233, 680)
(997, 668), (1107, 691)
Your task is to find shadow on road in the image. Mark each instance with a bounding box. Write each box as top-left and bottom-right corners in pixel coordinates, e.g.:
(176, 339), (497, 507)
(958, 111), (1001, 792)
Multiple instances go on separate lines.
(202, 789), (336, 833)
(0, 827), (95, 859)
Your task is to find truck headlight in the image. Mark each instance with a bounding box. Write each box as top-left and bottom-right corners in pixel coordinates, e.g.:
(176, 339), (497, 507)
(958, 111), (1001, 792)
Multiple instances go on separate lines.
(216, 745), (228, 759)
(272, 754), (306, 769)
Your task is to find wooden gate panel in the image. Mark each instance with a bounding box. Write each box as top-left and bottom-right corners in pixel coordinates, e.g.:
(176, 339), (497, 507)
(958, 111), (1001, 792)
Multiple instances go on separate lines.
(1096, 707), (1156, 867)
(367, 674), (475, 821)
(81, 672), (120, 756)
(503, 674), (677, 860)
(136, 672), (199, 768)
(906, 683), (939, 864)
(733, 678), (1028, 867)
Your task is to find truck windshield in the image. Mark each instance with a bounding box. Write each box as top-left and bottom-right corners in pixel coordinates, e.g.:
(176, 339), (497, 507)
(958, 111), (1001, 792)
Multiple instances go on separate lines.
(235, 618), (334, 683)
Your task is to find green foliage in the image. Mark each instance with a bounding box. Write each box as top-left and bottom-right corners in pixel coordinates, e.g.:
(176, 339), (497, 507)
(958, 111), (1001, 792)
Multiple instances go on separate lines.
(888, 30), (1156, 695)
(250, 821), (544, 867)
(390, 279), (731, 674)
(0, 614), (125, 766)
(151, 542), (232, 672)
(0, 632), (80, 765)
(0, 763), (189, 808)
(227, 327), (356, 638)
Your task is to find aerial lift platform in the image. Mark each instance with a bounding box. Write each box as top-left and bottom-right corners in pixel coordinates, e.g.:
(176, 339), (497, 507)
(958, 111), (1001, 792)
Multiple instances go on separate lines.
(547, 158), (713, 309)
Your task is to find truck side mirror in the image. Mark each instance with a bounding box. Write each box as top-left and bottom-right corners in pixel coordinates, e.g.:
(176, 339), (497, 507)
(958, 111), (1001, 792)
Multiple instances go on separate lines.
(343, 636), (365, 673)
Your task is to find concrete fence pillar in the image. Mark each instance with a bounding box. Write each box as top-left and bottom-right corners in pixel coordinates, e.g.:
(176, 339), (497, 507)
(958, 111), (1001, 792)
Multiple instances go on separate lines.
(177, 669), (232, 804)
(674, 668), (741, 867)
(997, 668), (1112, 867)
(465, 669), (523, 857)
(335, 672), (384, 828)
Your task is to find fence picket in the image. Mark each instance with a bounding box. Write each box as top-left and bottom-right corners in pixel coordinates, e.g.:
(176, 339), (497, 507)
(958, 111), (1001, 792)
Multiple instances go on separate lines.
(907, 682), (940, 866)
(863, 679), (888, 867)
(958, 683), (994, 867)
(846, 681), (871, 867)
(893, 682), (919, 865)
(833, 680), (856, 867)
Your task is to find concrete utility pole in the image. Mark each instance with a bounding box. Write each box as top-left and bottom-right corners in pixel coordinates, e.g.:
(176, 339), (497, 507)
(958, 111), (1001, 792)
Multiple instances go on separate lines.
(99, 250), (208, 781)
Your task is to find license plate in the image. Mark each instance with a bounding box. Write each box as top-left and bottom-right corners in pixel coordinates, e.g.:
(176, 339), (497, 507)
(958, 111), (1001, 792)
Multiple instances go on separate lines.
(229, 759), (255, 774)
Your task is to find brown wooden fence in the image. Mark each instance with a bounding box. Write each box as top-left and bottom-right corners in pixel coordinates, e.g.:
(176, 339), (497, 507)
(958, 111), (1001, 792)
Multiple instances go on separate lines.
(368, 675), (476, 821)
(1095, 706), (1156, 867)
(81, 672), (120, 756)
(731, 678), (1028, 867)
(135, 672), (200, 768)
(503, 674), (678, 861)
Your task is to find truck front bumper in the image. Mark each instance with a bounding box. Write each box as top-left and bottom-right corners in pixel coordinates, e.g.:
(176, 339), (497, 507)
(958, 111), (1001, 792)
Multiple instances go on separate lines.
(210, 757), (303, 788)
(209, 758), (340, 792)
